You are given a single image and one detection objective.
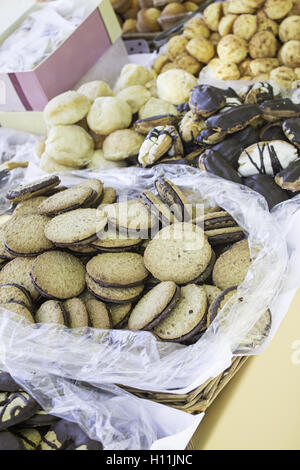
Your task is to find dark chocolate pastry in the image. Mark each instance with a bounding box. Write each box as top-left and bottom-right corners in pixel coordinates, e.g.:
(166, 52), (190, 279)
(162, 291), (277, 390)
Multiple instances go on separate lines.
(205, 104), (261, 134)
(260, 98), (300, 122)
(0, 371), (21, 393)
(189, 85), (227, 117)
(198, 149), (243, 185)
(134, 115), (180, 135)
(243, 174), (289, 209)
(282, 118), (300, 148)
(196, 128), (227, 145)
(0, 431), (26, 450)
(38, 420), (103, 450)
(244, 82), (275, 105)
(0, 392), (39, 431)
(211, 126), (259, 168)
(275, 159), (300, 192)
(259, 121), (287, 142)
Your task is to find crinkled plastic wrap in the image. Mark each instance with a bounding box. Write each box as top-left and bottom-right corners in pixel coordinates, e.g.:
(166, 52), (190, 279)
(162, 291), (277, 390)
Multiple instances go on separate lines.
(0, 162), (299, 449)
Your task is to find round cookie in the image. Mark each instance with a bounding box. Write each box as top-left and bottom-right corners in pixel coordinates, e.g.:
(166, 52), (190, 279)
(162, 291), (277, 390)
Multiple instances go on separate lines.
(38, 186), (94, 217)
(6, 176), (60, 204)
(30, 251), (86, 300)
(108, 303), (132, 328)
(3, 215), (53, 257)
(183, 17), (210, 40)
(280, 40), (300, 68)
(13, 196), (48, 217)
(86, 252), (148, 288)
(63, 298), (89, 329)
(90, 229), (142, 252)
(0, 228), (14, 261)
(264, 0), (293, 20)
(0, 301), (34, 323)
(77, 178), (104, 207)
(212, 239), (251, 290)
(269, 66), (297, 89)
(167, 35), (189, 59)
(97, 187), (117, 207)
(203, 2), (223, 31)
(203, 284), (222, 308)
(128, 281), (180, 331)
(85, 299), (112, 329)
(144, 223), (212, 285)
(116, 85), (151, 114)
(141, 190), (175, 226)
(138, 97), (179, 120)
(217, 34), (248, 64)
(156, 69), (198, 106)
(237, 309), (272, 351)
(103, 129), (144, 162)
(44, 209), (107, 246)
(205, 227), (245, 246)
(0, 391), (39, 430)
(43, 91), (91, 127)
(233, 14), (257, 41)
(77, 80), (114, 102)
(153, 284), (207, 342)
(207, 286), (238, 325)
(87, 97), (132, 135)
(35, 300), (66, 325)
(186, 37), (215, 64)
(0, 283), (33, 310)
(86, 273), (144, 304)
(248, 31), (278, 59)
(0, 257), (39, 300)
(154, 178), (193, 222)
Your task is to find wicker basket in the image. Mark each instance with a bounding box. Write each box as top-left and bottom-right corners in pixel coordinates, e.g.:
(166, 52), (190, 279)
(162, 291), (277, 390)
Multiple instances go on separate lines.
(123, 356), (248, 414)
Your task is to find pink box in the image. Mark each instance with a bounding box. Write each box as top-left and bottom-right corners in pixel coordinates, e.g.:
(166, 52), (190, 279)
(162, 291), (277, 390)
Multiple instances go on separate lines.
(0, 1), (122, 112)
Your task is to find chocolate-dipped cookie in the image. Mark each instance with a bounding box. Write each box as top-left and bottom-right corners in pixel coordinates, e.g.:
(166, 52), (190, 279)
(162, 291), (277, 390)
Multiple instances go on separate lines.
(211, 126), (259, 168)
(6, 176), (60, 204)
(282, 118), (300, 148)
(38, 420), (103, 450)
(189, 85), (227, 117)
(275, 159), (300, 192)
(243, 174), (290, 209)
(259, 121), (287, 142)
(198, 149), (243, 184)
(0, 392), (39, 430)
(0, 371), (21, 393)
(260, 98), (300, 122)
(205, 104), (261, 134)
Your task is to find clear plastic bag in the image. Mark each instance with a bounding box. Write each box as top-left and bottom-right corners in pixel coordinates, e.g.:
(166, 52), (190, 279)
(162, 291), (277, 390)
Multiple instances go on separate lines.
(0, 162), (299, 449)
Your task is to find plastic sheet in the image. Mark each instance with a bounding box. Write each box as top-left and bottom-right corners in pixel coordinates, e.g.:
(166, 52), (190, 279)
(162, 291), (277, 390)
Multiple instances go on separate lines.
(0, 161), (299, 449)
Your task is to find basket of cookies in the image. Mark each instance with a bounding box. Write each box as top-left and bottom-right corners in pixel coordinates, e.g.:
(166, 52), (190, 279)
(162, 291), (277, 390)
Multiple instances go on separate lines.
(0, 158), (298, 449)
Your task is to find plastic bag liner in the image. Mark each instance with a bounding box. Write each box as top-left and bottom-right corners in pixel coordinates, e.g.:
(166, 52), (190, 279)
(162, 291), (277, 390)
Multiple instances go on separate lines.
(0, 163), (298, 449)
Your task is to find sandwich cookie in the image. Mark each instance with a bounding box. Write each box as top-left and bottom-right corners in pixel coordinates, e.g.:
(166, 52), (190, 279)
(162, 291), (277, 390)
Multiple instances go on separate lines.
(259, 98), (300, 122)
(13, 196), (48, 217)
(3, 215), (53, 257)
(108, 303), (132, 329)
(86, 252), (149, 288)
(203, 285), (222, 310)
(30, 251), (86, 300)
(212, 239), (251, 290)
(237, 309), (272, 352)
(0, 392), (39, 430)
(275, 159), (300, 192)
(140, 190), (175, 226)
(238, 140), (298, 177)
(77, 178), (104, 207)
(35, 300), (67, 325)
(282, 118), (300, 148)
(38, 420), (103, 451)
(6, 175), (60, 204)
(128, 281), (181, 331)
(0, 228), (14, 261)
(44, 209), (107, 247)
(194, 211), (237, 231)
(90, 229), (142, 253)
(205, 227), (245, 247)
(0, 257), (40, 301)
(259, 121), (287, 142)
(243, 174), (289, 209)
(0, 301), (35, 323)
(63, 298), (89, 329)
(207, 286), (238, 326)
(86, 273), (144, 304)
(97, 187), (117, 207)
(0, 371), (21, 393)
(0, 283), (33, 310)
(85, 299), (112, 329)
(153, 284), (207, 343)
(144, 223), (213, 285)
(154, 178), (193, 222)
(205, 104), (261, 134)
(38, 185), (94, 217)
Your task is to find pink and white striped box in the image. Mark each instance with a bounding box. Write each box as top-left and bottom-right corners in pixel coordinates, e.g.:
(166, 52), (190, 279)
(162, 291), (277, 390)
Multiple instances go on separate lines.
(0, 0), (122, 112)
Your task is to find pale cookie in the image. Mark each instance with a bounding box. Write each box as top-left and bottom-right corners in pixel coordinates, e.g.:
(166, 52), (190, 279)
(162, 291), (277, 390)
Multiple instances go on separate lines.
(108, 303), (132, 328)
(116, 85), (151, 114)
(6, 176), (60, 204)
(35, 300), (66, 325)
(0, 301), (34, 323)
(0, 257), (39, 300)
(157, 69), (198, 105)
(38, 186), (94, 217)
(77, 80), (114, 102)
(103, 129), (144, 162)
(85, 299), (112, 329)
(43, 91), (91, 127)
(212, 239), (251, 290)
(87, 97), (132, 135)
(217, 35), (248, 64)
(86, 273), (144, 304)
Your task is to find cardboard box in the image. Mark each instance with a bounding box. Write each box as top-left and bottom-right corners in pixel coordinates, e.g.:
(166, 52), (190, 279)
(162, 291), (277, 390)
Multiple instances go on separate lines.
(0, 0), (123, 112)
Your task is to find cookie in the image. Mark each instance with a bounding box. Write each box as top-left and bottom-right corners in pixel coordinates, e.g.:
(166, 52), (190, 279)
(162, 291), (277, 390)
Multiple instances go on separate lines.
(85, 299), (112, 329)
(237, 309), (272, 351)
(0, 431), (25, 450)
(6, 176), (60, 204)
(103, 129), (145, 162)
(38, 420), (103, 450)
(154, 178), (193, 222)
(30, 251), (86, 300)
(205, 104), (261, 133)
(207, 286), (238, 325)
(156, 69), (198, 106)
(205, 227), (245, 246)
(0, 283), (33, 310)
(38, 185), (95, 217)
(238, 140), (298, 177)
(140, 190), (175, 226)
(217, 34), (248, 64)
(98, 187), (117, 207)
(87, 97), (132, 135)
(44, 209), (107, 247)
(86, 273), (144, 304)
(78, 179), (104, 207)
(194, 211), (237, 231)
(134, 115), (180, 136)
(260, 99), (300, 122)
(13, 196), (48, 217)
(108, 303), (132, 329)
(0, 301), (35, 323)
(35, 300), (66, 325)
(203, 284), (222, 309)
(275, 160), (300, 192)
(0, 257), (39, 301)
(138, 125), (183, 167)
(259, 121), (287, 141)
(3, 215), (53, 257)
(43, 90), (91, 127)
(86, 252), (148, 288)
(198, 149), (243, 184)
(212, 239), (251, 290)
(128, 281), (180, 331)
(153, 284), (207, 342)
(63, 298), (89, 328)
(90, 229), (142, 252)
(189, 85), (227, 117)
(282, 118), (300, 148)
(186, 37), (215, 64)
(144, 223), (212, 285)
(212, 126), (259, 168)
(14, 428), (43, 450)
(244, 174), (290, 209)
(0, 392), (39, 430)
(0, 371), (21, 392)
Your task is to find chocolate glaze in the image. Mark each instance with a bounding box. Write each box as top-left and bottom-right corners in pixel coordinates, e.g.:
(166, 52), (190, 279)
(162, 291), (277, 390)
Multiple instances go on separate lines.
(200, 149), (243, 185)
(275, 159), (300, 191)
(39, 419), (103, 450)
(260, 120), (287, 141)
(260, 98), (300, 119)
(196, 128), (226, 145)
(0, 431), (25, 450)
(205, 104), (261, 133)
(283, 117), (300, 147)
(243, 142), (284, 176)
(0, 392), (39, 430)
(245, 82), (274, 104)
(0, 371), (21, 392)
(212, 126), (259, 168)
(189, 85), (227, 116)
(243, 174), (289, 209)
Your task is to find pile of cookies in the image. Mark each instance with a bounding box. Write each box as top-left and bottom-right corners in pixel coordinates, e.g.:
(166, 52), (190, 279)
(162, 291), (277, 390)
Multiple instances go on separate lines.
(153, 0), (300, 88)
(37, 63), (192, 172)
(0, 370), (103, 450)
(111, 0), (204, 35)
(0, 174), (271, 348)
(135, 81), (300, 209)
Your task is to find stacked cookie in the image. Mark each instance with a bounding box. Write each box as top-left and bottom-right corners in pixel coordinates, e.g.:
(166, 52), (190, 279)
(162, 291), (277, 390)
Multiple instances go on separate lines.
(0, 370), (103, 450)
(135, 82), (300, 209)
(153, 0), (300, 88)
(0, 175), (270, 348)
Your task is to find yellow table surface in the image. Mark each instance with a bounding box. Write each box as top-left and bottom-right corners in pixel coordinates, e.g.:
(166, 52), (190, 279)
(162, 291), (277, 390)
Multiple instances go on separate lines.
(190, 287), (300, 450)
